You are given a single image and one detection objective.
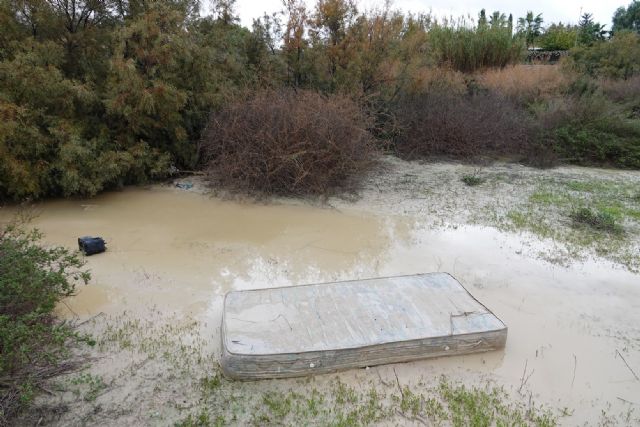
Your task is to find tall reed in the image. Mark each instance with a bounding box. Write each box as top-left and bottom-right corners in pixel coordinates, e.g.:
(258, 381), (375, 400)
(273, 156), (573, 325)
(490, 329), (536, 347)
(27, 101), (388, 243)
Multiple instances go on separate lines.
(429, 22), (524, 72)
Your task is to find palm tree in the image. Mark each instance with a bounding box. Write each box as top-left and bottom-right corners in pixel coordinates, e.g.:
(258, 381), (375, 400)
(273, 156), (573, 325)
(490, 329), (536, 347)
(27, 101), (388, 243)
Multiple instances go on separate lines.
(489, 11), (507, 28)
(478, 9), (488, 28)
(517, 11), (544, 48)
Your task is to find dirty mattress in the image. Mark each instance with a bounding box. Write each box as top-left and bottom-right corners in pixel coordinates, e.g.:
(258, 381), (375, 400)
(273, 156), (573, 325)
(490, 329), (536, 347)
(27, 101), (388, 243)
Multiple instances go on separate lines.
(220, 273), (507, 379)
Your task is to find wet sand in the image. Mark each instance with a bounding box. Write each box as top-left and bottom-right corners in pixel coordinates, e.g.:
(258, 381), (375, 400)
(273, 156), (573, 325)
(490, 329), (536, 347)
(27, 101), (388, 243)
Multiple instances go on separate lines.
(2, 167), (639, 425)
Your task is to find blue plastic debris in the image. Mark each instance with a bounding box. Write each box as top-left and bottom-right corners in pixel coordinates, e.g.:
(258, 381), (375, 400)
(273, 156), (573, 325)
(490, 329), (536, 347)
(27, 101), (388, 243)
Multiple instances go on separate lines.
(78, 236), (106, 256)
(175, 182), (193, 190)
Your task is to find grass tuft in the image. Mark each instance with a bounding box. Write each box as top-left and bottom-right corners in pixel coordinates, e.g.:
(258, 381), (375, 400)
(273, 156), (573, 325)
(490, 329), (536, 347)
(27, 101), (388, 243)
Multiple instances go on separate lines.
(462, 174), (486, 186)
(570, 207), (620, 233)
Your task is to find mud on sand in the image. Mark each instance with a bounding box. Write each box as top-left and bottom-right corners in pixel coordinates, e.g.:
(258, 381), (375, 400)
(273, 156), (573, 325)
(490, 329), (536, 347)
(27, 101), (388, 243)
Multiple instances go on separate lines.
(4, 157), (640, 426)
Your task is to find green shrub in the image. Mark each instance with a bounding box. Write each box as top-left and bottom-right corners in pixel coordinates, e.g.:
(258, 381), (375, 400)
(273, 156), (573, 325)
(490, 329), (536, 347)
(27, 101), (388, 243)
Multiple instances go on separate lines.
(554, 124), (640, 168)
(568, 31), (640, 79)
(544, 94), (640, 168)
(0, 224), (90, 424)
(0, 2), (256, 201)
(0, 41), (172, 201)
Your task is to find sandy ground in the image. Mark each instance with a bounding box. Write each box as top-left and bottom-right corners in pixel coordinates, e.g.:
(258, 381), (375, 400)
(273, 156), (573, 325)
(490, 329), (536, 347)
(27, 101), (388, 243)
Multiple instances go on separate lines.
(3, 157), (640, 426)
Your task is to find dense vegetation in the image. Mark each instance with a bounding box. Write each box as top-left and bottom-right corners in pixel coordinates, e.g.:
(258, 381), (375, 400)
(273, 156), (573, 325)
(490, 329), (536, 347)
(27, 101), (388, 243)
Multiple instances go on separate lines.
(0, 224), (90, 424)
(613, 0), (640, 33)
(0, 0), (639, 198)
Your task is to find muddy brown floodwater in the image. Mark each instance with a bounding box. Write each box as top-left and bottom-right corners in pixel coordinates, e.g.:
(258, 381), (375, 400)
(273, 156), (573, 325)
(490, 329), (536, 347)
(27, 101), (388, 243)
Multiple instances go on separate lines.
(2, 174), (640, 425)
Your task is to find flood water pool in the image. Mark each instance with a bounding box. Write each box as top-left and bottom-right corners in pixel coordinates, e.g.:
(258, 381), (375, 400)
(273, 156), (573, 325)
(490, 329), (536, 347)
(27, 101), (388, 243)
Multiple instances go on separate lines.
(2, 182), (639, 424)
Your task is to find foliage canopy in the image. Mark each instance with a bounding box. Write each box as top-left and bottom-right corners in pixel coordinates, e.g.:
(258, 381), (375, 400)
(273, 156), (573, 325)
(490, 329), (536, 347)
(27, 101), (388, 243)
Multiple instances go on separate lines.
(1, 0), (640, 201)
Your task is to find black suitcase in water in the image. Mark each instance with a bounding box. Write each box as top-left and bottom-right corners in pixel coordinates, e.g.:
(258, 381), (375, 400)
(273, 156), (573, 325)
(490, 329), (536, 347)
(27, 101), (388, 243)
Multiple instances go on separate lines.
(78, 236), (106, 255)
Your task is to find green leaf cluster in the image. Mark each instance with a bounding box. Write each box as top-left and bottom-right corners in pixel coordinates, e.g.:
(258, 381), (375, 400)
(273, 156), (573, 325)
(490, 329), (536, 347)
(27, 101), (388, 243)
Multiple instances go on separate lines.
(0, 224), (90, 421)
(0, 0), (257, 200)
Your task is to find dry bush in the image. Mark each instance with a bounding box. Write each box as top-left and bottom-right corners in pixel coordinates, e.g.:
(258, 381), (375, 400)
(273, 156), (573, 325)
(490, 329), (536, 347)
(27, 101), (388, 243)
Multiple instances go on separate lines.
(478, 64), (570, 105)
(393, 90), (536, 160)
(407, 67), (467, 95)
(598, 75), (640, 105)
(201, 90), (378, 196)
(365, 67), (468, 143)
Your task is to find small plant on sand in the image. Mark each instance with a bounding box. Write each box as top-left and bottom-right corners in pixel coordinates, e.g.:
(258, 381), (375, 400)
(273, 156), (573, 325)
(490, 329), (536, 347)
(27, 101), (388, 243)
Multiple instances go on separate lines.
(199, 373), (222, 396)
(461, 173), (486, 186)
(175, 409), (224, 427)
(177, 374), (558, 426)
(70, 372), (106, 402)
(262, 391), (293, 421)
(570, 207), (620, 232)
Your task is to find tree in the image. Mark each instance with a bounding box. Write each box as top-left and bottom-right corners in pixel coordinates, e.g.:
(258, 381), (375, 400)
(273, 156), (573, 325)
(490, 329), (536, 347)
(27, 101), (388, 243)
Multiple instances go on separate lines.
(489, 11), (507, 29)
(612, 0), (640, 34)
(212, 0), (238, 25)
(569, 31), (640, 78)
(540, 23), (577, 50)
(310, 0), (357, 84)
(478, 9), (487, 28)
(103, 2), (247, 168)
(517, 11), (543, 48)
(42, 0), (116, 77)
(248, 13), (286, 84)
(112, 0), (200, 20)
(312, 0), (356, 46)
(0, 0), (262, 200)
(282, 0), (309, 87)
(577, 13), (607, 46)
(342, 5), (412, 95)
(0, 38), (150, 199)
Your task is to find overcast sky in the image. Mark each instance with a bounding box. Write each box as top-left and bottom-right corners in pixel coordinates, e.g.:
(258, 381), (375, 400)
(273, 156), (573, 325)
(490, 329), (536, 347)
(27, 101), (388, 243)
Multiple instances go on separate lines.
(225, 0), (627, 30)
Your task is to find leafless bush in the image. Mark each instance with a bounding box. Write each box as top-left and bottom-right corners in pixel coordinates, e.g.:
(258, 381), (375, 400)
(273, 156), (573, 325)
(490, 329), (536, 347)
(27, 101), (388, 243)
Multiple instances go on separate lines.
(407, 67), (468, 95)
(478, 64), (571, 105)
(393, 90), (536, 160)
(201, 90), (378, 196)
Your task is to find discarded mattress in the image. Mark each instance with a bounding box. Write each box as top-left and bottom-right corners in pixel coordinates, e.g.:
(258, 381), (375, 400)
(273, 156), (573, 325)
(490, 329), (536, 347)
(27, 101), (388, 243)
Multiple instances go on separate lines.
(220, 273), (507, 380)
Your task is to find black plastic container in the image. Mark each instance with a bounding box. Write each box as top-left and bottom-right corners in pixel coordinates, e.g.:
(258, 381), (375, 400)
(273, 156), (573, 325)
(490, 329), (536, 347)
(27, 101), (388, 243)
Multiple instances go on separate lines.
(78, 236), (106, 256)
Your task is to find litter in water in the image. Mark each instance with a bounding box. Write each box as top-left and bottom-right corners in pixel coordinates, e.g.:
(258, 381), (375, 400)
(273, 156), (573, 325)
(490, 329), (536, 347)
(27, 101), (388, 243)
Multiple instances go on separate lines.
(221, 272), (507, 380)
(78, 236), (106, 256)
(175, 181), (194, 190)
